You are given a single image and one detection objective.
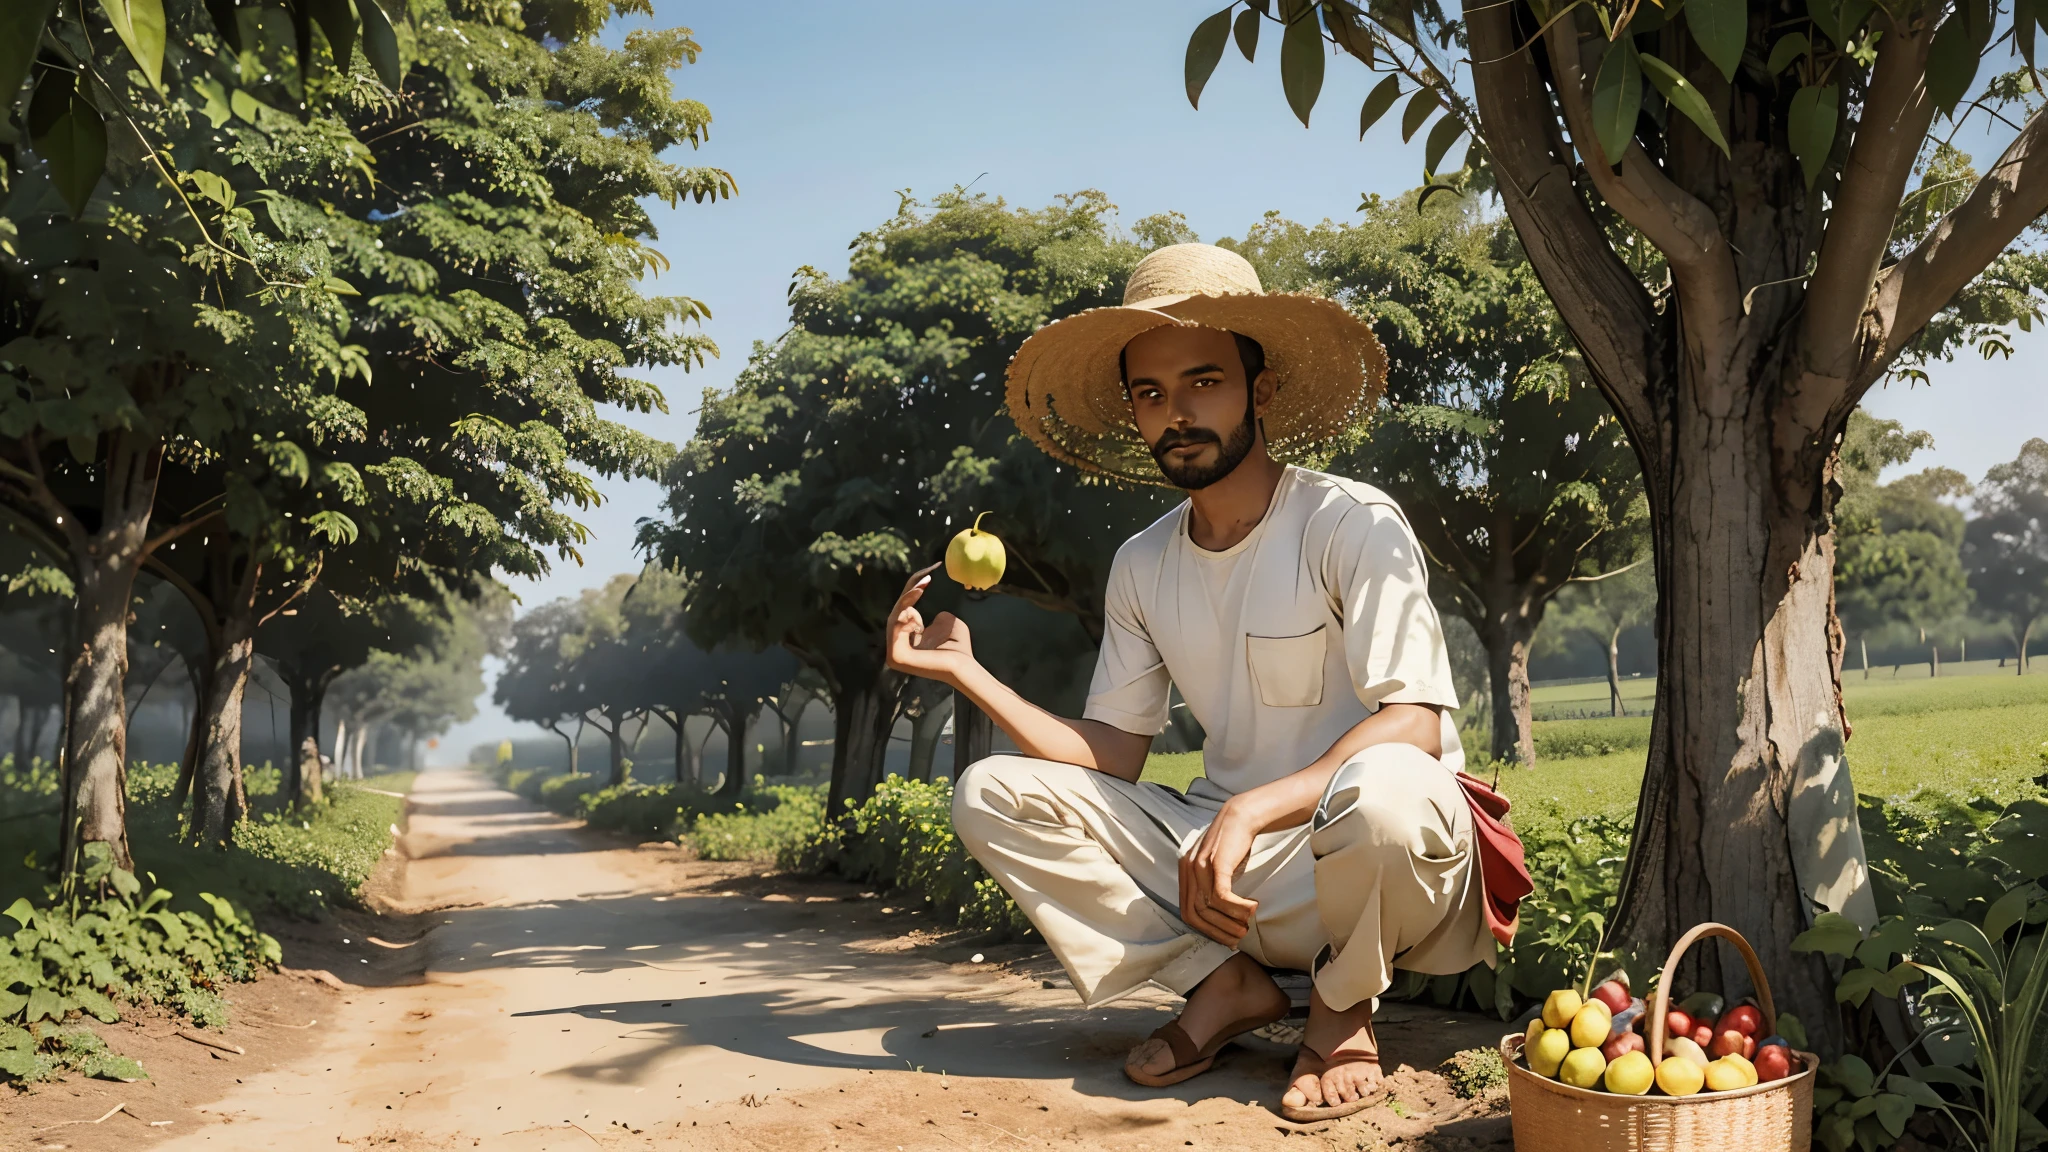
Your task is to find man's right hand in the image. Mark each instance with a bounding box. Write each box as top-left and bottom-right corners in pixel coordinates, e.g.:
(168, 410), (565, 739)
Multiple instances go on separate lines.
(886, 562), (976, 684)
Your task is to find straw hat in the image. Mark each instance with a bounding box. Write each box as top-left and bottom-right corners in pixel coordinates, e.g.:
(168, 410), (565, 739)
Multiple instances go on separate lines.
(1004, 243), (1386, 486)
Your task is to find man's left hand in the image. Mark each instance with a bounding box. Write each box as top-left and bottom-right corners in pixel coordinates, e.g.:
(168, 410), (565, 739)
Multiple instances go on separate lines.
(1180, 804), (1260, 947)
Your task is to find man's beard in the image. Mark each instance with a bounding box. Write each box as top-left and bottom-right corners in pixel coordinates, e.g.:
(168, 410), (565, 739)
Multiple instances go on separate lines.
(1150, 412), (1256, 490)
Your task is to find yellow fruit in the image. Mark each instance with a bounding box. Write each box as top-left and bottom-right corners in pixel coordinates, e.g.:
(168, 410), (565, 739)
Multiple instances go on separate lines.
(1525, 1017), (1547, 1051)
(1529, 1027), (1572, 1077)
(1604, 1050), (1655, 1095)
(945, 512), (1006, 590)
(1559, 1047), (1607, 1090)
(1666, 1035), (1710, 1069)
(1543, 989), (1584, 1030)
(1724, 1052), (1759, 1086)
(1570, 1000), (1613, 1049)
(1704, 1058), (1749, 1092)
(1655, 1055), (1706, 1097)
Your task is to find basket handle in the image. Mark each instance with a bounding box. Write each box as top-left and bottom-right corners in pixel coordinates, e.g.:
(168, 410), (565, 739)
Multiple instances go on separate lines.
(1645, 922), (1777, 1065)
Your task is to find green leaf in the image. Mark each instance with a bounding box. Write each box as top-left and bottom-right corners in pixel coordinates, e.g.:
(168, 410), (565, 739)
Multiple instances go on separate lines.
(1872, 1093), (1914, 1139)
(1683, 0), (1747, 81)
(1831, 1054), (1877, 1097)
(1423, 114), (1466, 176)
(33, 88), (109, 219)
(1806, 0), (1839, 42)
(1854, 917), (1915, 971)
(1913, 1064), (1982, 1091)
(1788, 84), (1839, 191)
(1590, 39), (1642, 166)
(1323, 0), (1374, 65)
(1987, 799), (2048, 878)
(1279, 0), (1325, 127)
(1924, 13), (1981, 118)
(1639, 53), (1728, 155)
(1983, 883), (2036, 941)
(357, 0), (403, 90)
(1793, 911), (1864, 957)
(1359, 74), (1402, 138)
(2, 899), (30, 929)
(1836, 966), (1898, 1006)
(1766, 32), (1810, 75)
(1185, 7), (1233, 109)
(1234, 7), (1261, 60)
(1776, 1012), (1809, 1050)
(1400, 88), (1436, 142)
(99, 0), (167, 92)
(1887, 1074), (1946, 1111)
(73, 988), (118, 1023)
(0, 0), (59, 113)
(25, 987), (60, 1023)
(307, 0), (354, 71)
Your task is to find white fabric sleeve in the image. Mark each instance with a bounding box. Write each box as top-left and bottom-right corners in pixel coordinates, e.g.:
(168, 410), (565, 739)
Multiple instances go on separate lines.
(1324, 504), (1461, 710)
(1081, 550), (1172, 736)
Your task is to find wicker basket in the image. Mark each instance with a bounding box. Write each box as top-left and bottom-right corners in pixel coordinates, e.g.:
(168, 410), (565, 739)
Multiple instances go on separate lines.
(1501, 922), (1820, 1152)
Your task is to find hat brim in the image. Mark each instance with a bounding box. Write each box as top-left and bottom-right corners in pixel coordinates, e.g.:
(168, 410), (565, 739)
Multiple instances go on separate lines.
(1004, 292), (1386, 486)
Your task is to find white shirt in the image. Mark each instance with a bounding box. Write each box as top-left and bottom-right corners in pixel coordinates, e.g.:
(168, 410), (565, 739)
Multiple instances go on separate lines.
(1083, 465), (1463, 797)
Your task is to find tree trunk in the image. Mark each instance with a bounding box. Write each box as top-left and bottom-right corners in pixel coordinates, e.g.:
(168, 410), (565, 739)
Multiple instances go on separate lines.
(713, 707), (750, 798)
(1610, 417), (1877, 1056)
(1861, 636), (1870, 680)
(1482, 617), (1537, 767)
(907, 693), (953, 782)
(287, 680), (322, 807)
(826, 673), (899, 815)
(190, 615), (255, 847)
(350, 722), (372, 779)
(1607, 622), (1625, 718)
(604, 714), (627, 789)
(952, 690), (993, 779)
(775, 682), (818, 777)
(2022, 617), (2035, 675)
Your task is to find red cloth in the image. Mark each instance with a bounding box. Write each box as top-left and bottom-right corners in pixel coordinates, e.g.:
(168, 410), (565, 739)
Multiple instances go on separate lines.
(1457, 772), (1532, 947)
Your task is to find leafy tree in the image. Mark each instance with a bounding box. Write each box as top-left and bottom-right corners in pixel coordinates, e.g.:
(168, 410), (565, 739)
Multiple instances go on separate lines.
(329, 584), (506, 774)
(1235, 195), (1644, 765)
(643, 191), (1177, 814)
(1179, 0), (2048, 1029)
(258, 586), (439, 799)
(1964, 439), (2048, 673)
(1544, 553), (1658, 716)
(1834, 412), (1973, 675)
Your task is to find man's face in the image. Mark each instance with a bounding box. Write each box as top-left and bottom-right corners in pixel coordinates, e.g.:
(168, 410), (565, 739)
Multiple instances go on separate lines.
(1123, 325), (1270, 490)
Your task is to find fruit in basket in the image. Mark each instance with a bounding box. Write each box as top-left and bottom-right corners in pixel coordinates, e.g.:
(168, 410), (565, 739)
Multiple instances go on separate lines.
(1529, 1027), (1572, 1077)
(1526, 1017), (1547, 1050)
(1611, 997), (1647, 1036)
(1570, 1000), (1613, 1048)
(1665, 1008), (1694, 1038)
(1721, 1004), (1763, 1036)
(1559, 1047), (1607, 1089)
(1656, 1055), (1706, 1096)
(1604, 1050), (1655, 1095)
(1679, 992), (1725, 1022)
(1753, 1043), (1793, 1084)
(1601, 1031), (1645, 1061)
(1691, 1023), (1716, 1047)
(1543, 989), (1584, 1029)
(1590, 979), (1632, 1014)
(1704, 1057), (1749, 1092)
(1710, 1028), (1749, 1058)
(1665, 1035), (1710, 1070)
(1724, 1052), (1759, 1086)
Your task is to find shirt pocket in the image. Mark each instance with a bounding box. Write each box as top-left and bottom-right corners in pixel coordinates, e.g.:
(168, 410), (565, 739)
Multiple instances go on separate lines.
(1244, 626), (1328, 708)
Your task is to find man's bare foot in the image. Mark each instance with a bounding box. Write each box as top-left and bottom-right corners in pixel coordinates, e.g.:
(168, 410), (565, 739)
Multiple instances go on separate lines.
(1280, 987), (1383, 1115)
(1124, 953), (1289, 1082)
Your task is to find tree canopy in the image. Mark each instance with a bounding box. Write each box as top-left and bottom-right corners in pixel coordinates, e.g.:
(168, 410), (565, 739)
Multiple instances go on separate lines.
(1964, 438), (2048, 672)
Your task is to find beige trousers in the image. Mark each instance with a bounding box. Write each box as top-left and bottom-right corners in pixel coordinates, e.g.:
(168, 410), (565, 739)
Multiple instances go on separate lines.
(952, 743), (1495, 1010)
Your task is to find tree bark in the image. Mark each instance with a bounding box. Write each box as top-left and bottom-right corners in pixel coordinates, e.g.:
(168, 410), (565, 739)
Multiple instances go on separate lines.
(907, 693), (953, 782)
(951, 690), (993, 779)
(714, 707), (747, 798)
(1607, 623), (1625, 718)
(826, 672), (900, 815)
(287, 680), (323, 807)
(1477, 610), (1539, 766)
(190, 613), (255, 847)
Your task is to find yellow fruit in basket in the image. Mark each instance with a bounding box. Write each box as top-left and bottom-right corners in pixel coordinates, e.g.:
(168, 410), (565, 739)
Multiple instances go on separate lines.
(1543, 989), (1584, 1029)
(1570, 1000), (1613, 1049)
(1526, 1017), (1546, 1049)
(1723, 1052), (1759, 1086)
(1665, 1035), (1710, 1070)
(1604, 1050), (1655, 1095)
(1656, 1055), (1706, 1096)
(1529, 1027), (1572, 1077)
(1559, 1047), (1608, 1089)
(1704, 1057), (1749, 1092)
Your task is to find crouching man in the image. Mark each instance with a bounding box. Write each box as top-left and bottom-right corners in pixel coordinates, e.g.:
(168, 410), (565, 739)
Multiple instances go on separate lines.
(883, 244), (1522, 1122)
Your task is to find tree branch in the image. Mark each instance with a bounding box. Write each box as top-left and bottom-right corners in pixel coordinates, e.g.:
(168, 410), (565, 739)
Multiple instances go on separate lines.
(1804, 16), (1938, 386)
(1863, 102), (2048, 386)
(144, 508), (223, 556)
(1464, 0), (1661, 442)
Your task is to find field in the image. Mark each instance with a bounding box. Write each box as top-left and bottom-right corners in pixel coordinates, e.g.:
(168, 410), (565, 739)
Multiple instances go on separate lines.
(1141, 670), (2048, 837)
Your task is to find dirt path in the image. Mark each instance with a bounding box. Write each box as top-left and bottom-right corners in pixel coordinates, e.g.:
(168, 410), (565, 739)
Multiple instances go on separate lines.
(126, 769), (1511, 1152)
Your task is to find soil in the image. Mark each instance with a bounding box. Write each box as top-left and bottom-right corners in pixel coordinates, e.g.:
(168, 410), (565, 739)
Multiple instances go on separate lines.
(0, 769), (1515, 1152)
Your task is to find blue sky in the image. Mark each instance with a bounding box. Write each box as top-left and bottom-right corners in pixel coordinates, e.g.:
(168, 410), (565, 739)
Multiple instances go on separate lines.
(436, 1), (2048, 754)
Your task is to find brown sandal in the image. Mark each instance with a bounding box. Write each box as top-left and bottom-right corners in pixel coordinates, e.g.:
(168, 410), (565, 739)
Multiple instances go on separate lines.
(1123, 1012), (1284, 1088)
(1277, 1044), (1384, 1122)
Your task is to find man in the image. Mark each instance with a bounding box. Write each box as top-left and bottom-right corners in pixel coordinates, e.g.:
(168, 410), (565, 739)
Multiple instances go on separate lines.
(884, 244), (1511, 1122)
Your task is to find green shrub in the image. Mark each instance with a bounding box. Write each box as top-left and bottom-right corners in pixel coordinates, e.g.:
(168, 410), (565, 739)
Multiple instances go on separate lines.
(1441, 1046), (1508, 1098)
(1531, 717), (1653, 759)
(689, 785), (828, 863)
(538, 772), (601, 810)
(809, 776), (1032, 938)
(0, 1023), (146, 1083)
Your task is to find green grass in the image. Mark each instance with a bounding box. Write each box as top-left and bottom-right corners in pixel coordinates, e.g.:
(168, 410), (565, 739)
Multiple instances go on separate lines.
(1142, 672), (2048, 839)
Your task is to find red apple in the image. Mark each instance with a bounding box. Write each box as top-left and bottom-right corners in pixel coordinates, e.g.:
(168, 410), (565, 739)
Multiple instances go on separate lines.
(1721, 1005), (1764, 1037)
(1692, 1024), (1716, 1048)
(1710, 1029), (1749, 1058)
(1754, 1044), (1794, 1084)
(1591, 980), (1632, 1015)
(1665, 1009), (1695, 1039)
(1602, 1032), (1646, 1061)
